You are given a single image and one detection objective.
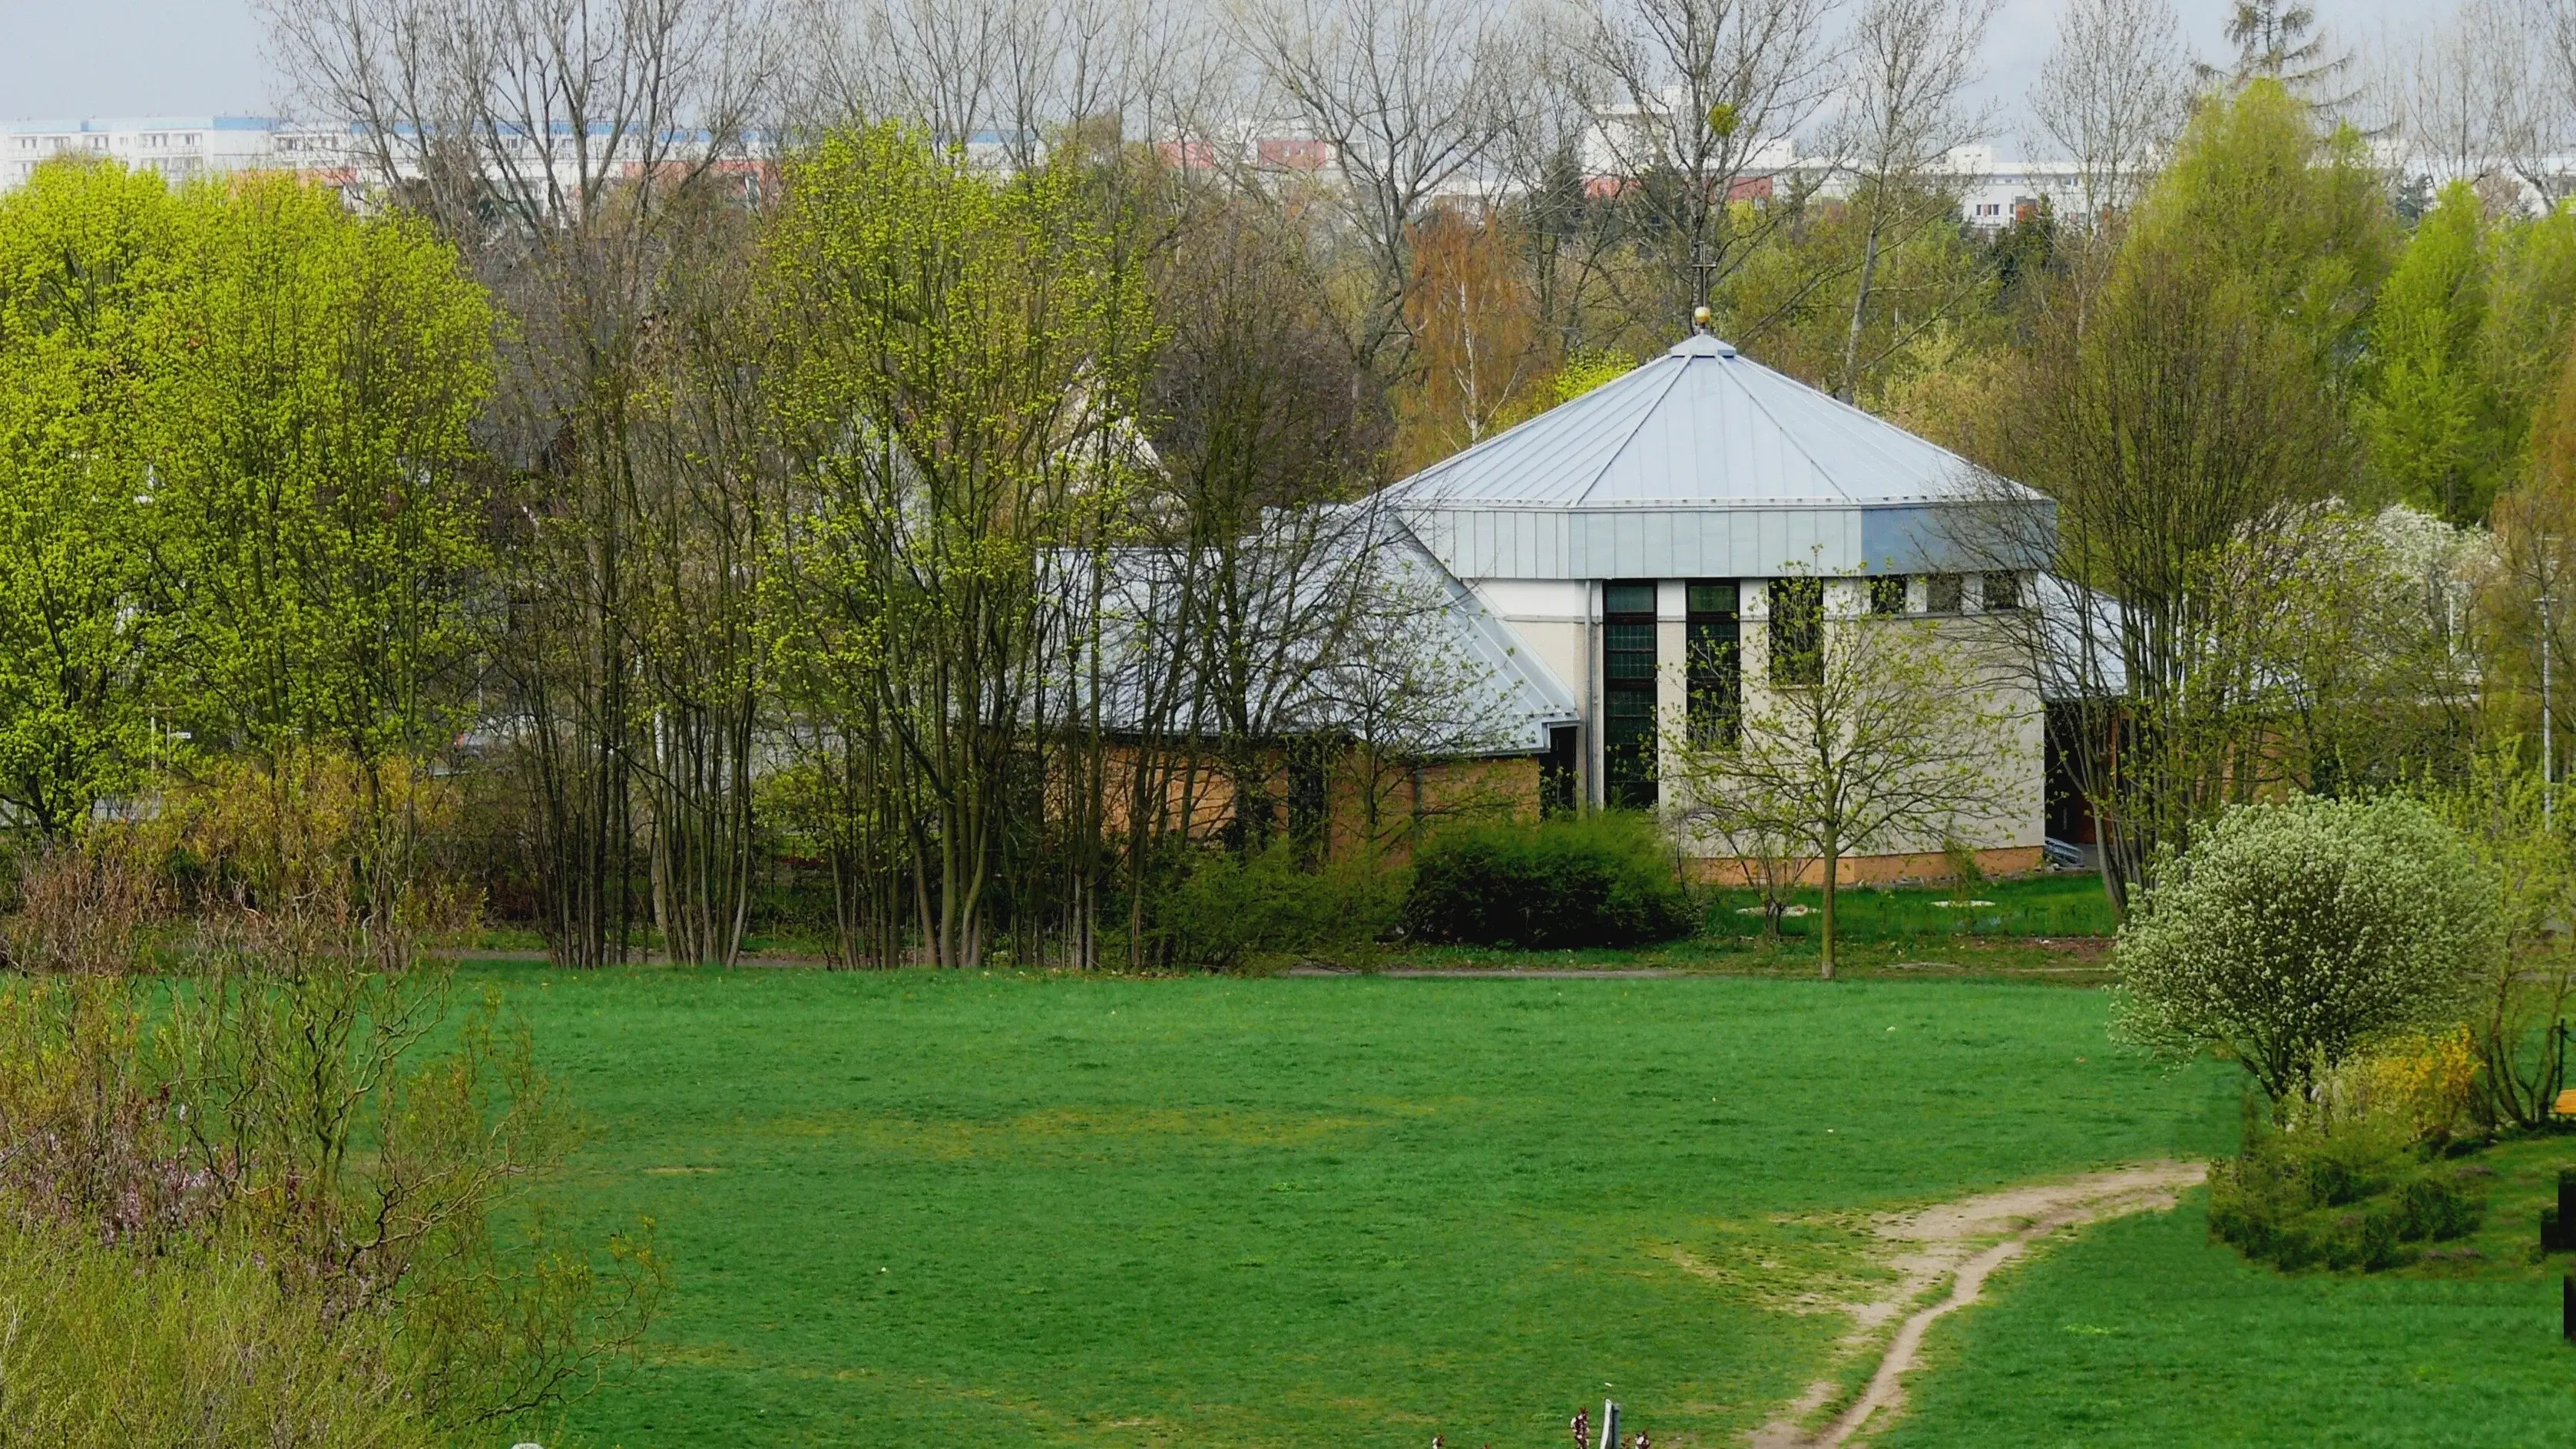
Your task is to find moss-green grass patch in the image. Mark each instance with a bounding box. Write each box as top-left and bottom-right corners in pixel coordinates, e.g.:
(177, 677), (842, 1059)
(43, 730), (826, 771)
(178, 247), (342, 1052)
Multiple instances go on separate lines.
(494, 968), (2233, 1447)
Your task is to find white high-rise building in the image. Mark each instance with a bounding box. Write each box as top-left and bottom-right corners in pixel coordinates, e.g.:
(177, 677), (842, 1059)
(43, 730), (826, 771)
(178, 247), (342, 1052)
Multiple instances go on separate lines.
(2, 117), (353, 192)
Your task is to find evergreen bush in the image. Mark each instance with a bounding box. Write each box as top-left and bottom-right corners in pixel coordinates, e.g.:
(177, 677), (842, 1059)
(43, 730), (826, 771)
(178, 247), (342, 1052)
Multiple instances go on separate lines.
(1157, 843), (1405, 969)
(2207, 1120), (2487, 1272)
(1402, 812), (1694, 949)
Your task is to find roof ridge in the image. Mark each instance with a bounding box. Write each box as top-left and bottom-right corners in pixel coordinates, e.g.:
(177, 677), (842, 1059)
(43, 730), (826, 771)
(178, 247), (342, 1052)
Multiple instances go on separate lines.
(1723, 355), (1855, 505)
(1763, 361), (1983, 495)
(1572, 352), (1690, 506)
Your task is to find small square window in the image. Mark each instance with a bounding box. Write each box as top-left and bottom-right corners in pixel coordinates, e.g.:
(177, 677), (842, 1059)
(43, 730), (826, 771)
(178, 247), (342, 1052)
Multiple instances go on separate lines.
(1982, 571), (2022, 611)
(1869, 576), (1908, 614)
(1687, 581), (1737, 615)
(1604, 582), (1657, 616)
(1925, 574), (1964, 613)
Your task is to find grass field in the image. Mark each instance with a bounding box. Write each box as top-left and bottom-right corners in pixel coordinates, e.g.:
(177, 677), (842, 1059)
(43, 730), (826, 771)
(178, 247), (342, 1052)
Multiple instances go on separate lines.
(505, 967), (2238, 1447)
(1880, 1140), (2576, 1449)
(1702, 872), (2121, 942)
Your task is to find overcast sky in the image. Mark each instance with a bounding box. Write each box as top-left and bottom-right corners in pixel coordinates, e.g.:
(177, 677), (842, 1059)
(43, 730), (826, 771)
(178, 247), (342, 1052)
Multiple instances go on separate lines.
(0, 0), (2457, 145)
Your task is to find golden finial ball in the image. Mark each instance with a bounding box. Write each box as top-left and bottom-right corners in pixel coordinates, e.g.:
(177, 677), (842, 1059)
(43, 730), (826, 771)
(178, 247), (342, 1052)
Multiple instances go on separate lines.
(1691, 304), (1712, 330)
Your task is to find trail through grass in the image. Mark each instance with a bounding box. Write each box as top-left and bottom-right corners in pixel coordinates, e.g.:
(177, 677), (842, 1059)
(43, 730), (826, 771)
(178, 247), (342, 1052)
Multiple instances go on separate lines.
(1876, 1174), (2576, 1448)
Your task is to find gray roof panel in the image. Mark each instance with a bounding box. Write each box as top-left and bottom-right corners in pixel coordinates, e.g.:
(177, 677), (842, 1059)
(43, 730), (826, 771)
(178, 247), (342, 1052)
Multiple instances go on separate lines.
(1390, 332), (2041, 511)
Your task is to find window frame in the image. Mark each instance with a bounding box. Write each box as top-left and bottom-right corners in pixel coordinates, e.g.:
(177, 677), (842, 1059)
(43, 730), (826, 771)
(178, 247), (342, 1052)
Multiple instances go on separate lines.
(1767, 577), (1824, 689)
(1601, 580), (1660, 809)
(1685, 579), (1742, 749)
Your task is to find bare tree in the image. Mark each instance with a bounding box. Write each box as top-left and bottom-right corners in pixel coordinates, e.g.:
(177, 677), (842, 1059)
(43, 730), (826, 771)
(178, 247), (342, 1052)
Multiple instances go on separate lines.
(1230, 0), (1518, 375)
(797, 0), (1167, 164)
(1953, 238), (2350, 915)
(2027, 0), (2190, 223)
(2392, 0), (2534, 194)
(1485, 9), (1634, 355)
(1823, 0), (1998, 400)
(260, 0), (785, 968)
(263, 0), (778, 241)
(2500, 0), (2576, 205)
(1576, 0), (1843, 324)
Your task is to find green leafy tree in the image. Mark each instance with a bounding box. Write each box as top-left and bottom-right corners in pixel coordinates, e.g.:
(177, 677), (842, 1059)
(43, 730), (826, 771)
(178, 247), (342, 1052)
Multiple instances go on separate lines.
(763, 124), (1154, 968)
(2112, 794), (2496, 1114)
(144, 175), (493, 780)
(2426, 751), (2576, 1130)
(0, 161), (181, 833)
(2360, 182), (2503, 523)
(1965, 81), (2386, 912)
(2474, 203), (2576, 488)
(2128, 81), (2394, 380)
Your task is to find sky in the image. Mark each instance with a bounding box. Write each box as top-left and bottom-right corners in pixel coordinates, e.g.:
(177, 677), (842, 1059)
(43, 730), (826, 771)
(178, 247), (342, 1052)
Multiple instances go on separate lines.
(0, 0), (2458, 141)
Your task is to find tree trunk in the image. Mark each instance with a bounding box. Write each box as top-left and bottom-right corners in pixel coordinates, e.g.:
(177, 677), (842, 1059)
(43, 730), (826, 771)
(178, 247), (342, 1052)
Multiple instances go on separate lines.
(1839, 219), (1883, 403)
(1819, 839), (1840, 981)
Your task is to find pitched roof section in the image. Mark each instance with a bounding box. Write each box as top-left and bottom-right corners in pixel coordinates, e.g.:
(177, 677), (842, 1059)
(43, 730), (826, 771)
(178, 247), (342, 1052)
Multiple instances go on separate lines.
(1389, 333), (2034, 511)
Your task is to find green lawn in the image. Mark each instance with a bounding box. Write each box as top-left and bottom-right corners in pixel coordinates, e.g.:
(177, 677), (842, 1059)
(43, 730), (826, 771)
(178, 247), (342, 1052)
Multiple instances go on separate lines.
(503, 968), (2234, 1447)
(1702, 872), (2120, 943)
(1880, 1152), (2576, 1449)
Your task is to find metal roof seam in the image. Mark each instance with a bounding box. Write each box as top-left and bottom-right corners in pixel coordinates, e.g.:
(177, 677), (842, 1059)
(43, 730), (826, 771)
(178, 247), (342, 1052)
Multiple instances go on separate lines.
(1571, 352), (1691, 507)
(1719, 354), (1860, 507)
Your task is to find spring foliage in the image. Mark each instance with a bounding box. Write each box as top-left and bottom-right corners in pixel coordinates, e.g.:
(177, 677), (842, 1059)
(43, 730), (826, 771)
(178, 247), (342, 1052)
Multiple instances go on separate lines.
(0, 1218), (438, 1447)
(0, 161), (492, 833)
(2111, 794), (2498, 1108)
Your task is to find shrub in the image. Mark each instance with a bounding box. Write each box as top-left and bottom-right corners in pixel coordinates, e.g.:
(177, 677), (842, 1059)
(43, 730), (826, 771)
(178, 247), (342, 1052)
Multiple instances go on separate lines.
(1403, 812), (1693, 949)
(2208, 1117), (2487, 1272)
(0, 834), (663, 1435)
(0, 1218), (437, 1447)
(2112, 794), (2496, 1110)
(2330, 1026), (2479, 1145)
(1157, 843), (1406, 969)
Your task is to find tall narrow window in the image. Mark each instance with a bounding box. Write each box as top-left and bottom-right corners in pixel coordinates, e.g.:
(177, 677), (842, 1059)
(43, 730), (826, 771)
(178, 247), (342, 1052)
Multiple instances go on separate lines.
(1602, 581), (1658, 809)
(1686, 580), (1741, 747)
(1769, 578), (1823, 688)
(1541, 724), (1579, 817)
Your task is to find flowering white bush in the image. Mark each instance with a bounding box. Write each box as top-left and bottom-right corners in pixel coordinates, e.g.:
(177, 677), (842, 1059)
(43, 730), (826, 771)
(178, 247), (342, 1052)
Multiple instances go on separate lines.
(2111, 795), (2497, 1110)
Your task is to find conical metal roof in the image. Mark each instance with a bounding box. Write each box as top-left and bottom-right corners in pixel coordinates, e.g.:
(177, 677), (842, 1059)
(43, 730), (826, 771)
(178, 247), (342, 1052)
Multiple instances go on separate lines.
(1387, 335), (2050, 581)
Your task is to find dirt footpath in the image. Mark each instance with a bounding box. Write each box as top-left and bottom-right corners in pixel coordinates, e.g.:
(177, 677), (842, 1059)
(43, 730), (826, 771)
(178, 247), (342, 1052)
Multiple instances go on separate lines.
(1752, 1161), (2207, 1448)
